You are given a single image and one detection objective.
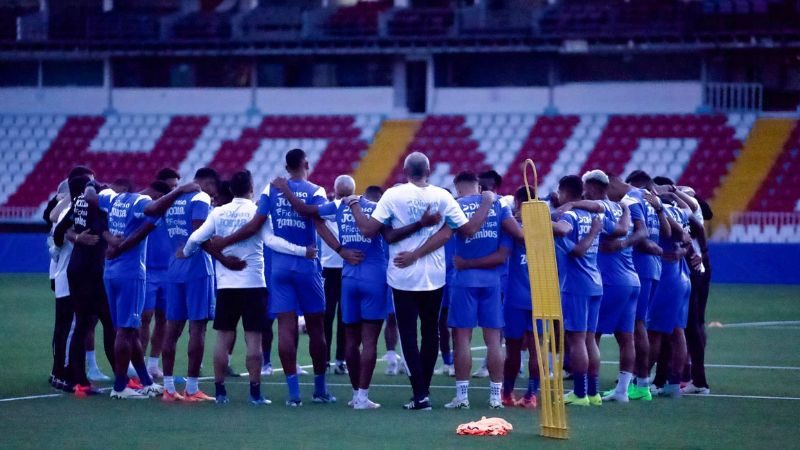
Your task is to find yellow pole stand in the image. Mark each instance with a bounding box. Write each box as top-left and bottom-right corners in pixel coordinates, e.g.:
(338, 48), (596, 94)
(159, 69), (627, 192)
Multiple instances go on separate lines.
(520, 159), (568, 440)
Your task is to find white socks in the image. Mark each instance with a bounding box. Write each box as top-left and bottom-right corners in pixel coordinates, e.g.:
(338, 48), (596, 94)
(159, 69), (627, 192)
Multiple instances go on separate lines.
(186, 377), (198, 394)
(86, 351), (98, 370)
(617, 371), (633, 394)
(147, 357), (160, 370)
(456, 380), (469, 400)
(386, 351), (398, 362)
(357, 388), (369, 402)
(636, 375), (650, 388)
(489, 381), (502, 401)
(164, 376), (175, 394)
(227, 354), (232, 365)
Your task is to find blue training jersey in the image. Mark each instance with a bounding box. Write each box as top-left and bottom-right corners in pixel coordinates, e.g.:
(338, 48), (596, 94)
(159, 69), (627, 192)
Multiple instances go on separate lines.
(146, 219), (172, 271)
(598, 200), (641, 288)
(625, 188), (662, 281)
(661, 204), (691, 279)
(164, 191), (214, 281)
(444, 236), (456, 285)
(452, 195), (513, 287)
(318, 197), (386, 283)
(99, 190), (156, 280)
(257, 179), (326, 274)
(506, 220), (532, 310)
(559, 209), (603, 296)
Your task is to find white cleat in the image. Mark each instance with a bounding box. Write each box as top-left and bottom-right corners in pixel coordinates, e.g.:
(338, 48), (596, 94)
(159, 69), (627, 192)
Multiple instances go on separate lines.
(385, 359), (399, 376)
(472, 367), (489, 378)
(147, 366), (164, 380)
(87, 367), (111, 382)
(354, 398), (381, 410)
(261, 363), (273, 376)
(488, 398), (504, 409)
(110, 387), (148, 400)
(681, 382), (711, 395)
(296, 365), (309, 375)
(434, 364), (453, 376)
(602, 391), (630, 403)
(444, 397), (470, 409)
(447, 365), (456, 377)
(140, 383), (164, 398)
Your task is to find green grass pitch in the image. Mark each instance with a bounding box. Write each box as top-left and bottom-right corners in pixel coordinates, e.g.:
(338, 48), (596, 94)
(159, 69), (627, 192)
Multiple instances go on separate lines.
(0, 274), (798, 449)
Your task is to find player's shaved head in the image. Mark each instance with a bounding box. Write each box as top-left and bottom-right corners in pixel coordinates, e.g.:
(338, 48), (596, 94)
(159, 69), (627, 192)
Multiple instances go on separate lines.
(364, 185), (384, 202)
(404, 152), (430, 181)
(558, 175), (583, 204)
(334, 175), (356, 197)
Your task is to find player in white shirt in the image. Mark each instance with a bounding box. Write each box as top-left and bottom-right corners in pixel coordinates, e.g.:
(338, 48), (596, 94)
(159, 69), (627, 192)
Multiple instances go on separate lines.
(182, 170), (314, 405)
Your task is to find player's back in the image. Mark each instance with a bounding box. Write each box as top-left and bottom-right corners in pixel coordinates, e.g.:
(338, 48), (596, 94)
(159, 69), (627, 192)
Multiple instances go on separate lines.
(452, 195), (510, 287)
(327, 197), (386, 282)
(101, 191), (153, 280)
(561, 208), (602, 295)
(263, 179), (325, 273)
(146, 220), (171, 271)
(68, 193), (107, 275)
(505, 221), (531, 310)
(597, 200), (639, 287)
(164, 191), (214, 281)
(623, 188), (663, 280)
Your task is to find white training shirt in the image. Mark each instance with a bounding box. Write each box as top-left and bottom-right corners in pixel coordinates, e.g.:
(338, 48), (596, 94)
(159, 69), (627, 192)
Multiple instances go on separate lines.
(320, 199), (344, 269)
(371, 182), (468, 291)
(184, 197), (307, 289)
(53, 208), (73, 298)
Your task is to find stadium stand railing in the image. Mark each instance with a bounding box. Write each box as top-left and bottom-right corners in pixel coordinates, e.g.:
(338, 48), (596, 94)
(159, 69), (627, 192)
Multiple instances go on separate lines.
(725, 211), (800, 243)
(704, 83), (763, 113)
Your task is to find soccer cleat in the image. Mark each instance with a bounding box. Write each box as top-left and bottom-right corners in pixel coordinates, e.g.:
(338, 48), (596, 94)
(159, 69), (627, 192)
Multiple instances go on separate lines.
(353, 398), (381, 410)
(385, 359), (399, 376)
(515, 395), (537, 409)
(224, 365), (241, 378)
(161, 390), (185, 402)
(434, 364), (453, 376)
(333, 361), (348, 375)
(110, 387), (148, 400)
(261, 363), (273, 376)
(285, 399), (303, 407)
(650, 384), (661, 395)
(681, 382), (711, 395)
(447, 365), (455, 377)
(183, 390), (215, 402)
(74, 384), (102, 397)
(588, 394), (603, 406)
(215, 395), (229, 405)
(629, 385), (653, 401)
(312, 392), (337, 403)
(444, 397), (470, 409)
(563, 391), (590, 406)
(472, 367), (489, 378)
(296, 365), (309, 376)
(403, 397), (432, 411)
(501, 392), (517, 407)
(659, 384), (682, 398)
(87, 367), (111, 382)
(488, 398), (504, 409)
(148, 366), (164, 380)
(249, 396), (272, 406)
(602, 390), (629, 403)
(140, 383), (164, 398)
(127, 378), (144, 390)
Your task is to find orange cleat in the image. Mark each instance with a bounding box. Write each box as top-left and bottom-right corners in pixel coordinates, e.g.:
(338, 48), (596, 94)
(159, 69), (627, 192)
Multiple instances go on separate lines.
(161, 390), (185, 402)
(515, 394), (537, 409)
(183, 390), (215, 402)
(127, 378), (144, 390)
(501, 392), (517, 407)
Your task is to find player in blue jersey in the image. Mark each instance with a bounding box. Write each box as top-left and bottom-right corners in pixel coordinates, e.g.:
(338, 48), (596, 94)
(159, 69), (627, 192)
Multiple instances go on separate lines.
(141, 168), (181, 380)
(442, 171), (517, 410)
(501, 186), (544, 409)
(93, 178), (197, 399)
(551, 175), (604, 407)
(607, 171), (671, 400)
(647, 194), (693, 398)
(581, 170), (647, 403)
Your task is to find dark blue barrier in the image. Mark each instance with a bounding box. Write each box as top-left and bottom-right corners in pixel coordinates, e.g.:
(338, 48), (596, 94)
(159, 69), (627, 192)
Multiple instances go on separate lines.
(0, 233), (798, 284)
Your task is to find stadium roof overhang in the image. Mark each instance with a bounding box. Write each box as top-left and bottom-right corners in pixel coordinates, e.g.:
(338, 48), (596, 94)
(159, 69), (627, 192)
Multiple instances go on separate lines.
(0, 32), (798, 59)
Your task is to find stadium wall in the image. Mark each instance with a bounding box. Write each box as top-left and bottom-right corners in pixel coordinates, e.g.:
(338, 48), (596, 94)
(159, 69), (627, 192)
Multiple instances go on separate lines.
(0, 82), (701, 115)
(1, 233), (796, 284)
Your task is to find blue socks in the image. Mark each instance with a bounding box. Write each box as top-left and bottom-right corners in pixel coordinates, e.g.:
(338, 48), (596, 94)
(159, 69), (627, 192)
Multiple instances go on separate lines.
(314, 374), (327, 396)
(527, 378), (540, 398)
(442, 352), (454, 365)
(250, 382), (261, 400)
(573, 373), (587, 398)
(286, 374), (300, 400)
(588, 375), (599, 396)
(113, 376), (128, 392)
(503, 376), (516, 396)
(262, 351), (271, 365)
(133, 361), (153, 386)
(215, 382), (227, 398)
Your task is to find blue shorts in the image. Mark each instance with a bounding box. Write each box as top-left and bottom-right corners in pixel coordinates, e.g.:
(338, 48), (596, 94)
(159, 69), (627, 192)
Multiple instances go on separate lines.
(166, 276), (215, 321)
(386, 289), (394, 315)
(596, 285), (640, 334)
(104, 277), (145, 329)
(144, 269), (168, 312)
(636, 278), (659, 321)
(647, 272), (690, 334)
(448, 285), (504, 329)
(341, 277), (389, 324)
(269, 269), (325, 315)
(503, 304), (533, 340)
(562, 293), (602, 333)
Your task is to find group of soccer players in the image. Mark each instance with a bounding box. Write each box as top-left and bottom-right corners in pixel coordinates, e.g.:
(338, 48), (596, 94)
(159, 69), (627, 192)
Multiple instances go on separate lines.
(45, 147), (711, 410)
